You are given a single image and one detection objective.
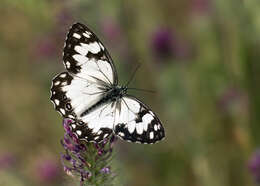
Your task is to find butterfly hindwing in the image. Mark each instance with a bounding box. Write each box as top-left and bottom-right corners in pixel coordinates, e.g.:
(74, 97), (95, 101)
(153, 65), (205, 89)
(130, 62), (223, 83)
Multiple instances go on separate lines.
(72, 101), (117, 142)
(67, 95), (165, 144)
(114, 96), (165, 144)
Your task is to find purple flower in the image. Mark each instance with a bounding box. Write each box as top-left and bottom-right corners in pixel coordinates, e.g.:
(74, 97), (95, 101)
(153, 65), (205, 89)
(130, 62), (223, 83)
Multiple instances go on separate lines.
(249, 150), (260, 183)
(61, 119), (117, 185)
(0, 152), (15, 170)
(100, 167), (110, 174)
(151, 28), (174, 59)
(35, 158), (61, 183)
(151, 28), (190, 60)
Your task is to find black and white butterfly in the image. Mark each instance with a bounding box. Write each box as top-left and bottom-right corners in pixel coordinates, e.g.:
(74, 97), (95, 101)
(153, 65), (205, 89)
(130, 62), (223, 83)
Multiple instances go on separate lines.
(50, 23), (165, 144)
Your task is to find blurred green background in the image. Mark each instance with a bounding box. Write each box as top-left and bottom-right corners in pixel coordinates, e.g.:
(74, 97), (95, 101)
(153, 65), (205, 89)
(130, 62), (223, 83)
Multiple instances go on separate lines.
(1, 0), (260, 185)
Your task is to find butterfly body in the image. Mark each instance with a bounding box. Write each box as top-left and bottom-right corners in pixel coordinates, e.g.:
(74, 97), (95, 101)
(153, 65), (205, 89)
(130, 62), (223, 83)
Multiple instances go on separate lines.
(51, 23), (165, 144)
(80, 85), (127, 117)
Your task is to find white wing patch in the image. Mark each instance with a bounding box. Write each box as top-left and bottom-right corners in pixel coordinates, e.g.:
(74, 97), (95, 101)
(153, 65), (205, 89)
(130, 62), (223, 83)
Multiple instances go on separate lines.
(73, 33), (81, 39)
(74, 42), (101, 55)
(83, 31), (91, 38)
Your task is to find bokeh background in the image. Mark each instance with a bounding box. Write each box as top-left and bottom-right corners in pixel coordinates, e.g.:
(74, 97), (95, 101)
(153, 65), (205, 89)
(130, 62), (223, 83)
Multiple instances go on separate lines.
(1, 0), (260, 185)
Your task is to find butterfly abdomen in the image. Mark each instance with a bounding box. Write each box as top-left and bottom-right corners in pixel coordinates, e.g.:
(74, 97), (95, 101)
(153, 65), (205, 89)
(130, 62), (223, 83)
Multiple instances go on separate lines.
(80, 97), (108, 117)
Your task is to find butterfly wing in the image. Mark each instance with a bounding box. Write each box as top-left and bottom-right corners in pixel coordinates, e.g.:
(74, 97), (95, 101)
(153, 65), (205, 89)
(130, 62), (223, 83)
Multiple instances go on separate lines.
(51, 23), (117, 120)
(51, 23), (120, 142)
(114, 96), (165, 144)
(63, 22), (118, 85)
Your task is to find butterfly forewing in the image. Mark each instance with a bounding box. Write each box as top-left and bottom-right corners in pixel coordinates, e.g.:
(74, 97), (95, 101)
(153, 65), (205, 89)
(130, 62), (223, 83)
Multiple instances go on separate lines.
(51, 23), (118, 117)
(63, 22), (118, 85)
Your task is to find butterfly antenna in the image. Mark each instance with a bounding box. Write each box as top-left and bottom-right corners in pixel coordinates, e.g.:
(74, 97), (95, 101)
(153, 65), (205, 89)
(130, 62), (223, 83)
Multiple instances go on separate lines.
(128, 88), (156, 94)
(125, 63), (141, 87)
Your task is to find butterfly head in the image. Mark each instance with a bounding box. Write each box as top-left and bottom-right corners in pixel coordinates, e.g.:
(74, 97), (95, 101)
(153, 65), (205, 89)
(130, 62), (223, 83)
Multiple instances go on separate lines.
(113, 85), (127, 98)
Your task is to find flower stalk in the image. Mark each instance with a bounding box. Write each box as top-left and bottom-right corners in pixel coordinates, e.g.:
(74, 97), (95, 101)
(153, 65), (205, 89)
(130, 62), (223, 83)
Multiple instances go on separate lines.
(61, 119), (117, 186)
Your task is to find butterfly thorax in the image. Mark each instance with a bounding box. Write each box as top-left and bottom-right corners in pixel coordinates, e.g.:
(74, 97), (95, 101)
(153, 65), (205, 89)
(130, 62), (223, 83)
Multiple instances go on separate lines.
(80, 86), (127, 117)
(109, 86), (127, 99)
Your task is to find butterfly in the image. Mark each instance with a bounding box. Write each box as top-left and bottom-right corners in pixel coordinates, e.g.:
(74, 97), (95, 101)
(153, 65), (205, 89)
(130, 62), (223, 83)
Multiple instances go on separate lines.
(50, 23), (165, 144)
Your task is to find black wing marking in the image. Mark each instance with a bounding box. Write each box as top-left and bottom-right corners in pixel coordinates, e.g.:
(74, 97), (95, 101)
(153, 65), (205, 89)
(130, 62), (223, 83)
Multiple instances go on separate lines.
(51, 72), (76, 118)
(69, 120), (113, 143)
